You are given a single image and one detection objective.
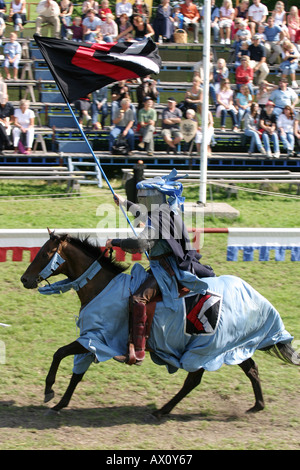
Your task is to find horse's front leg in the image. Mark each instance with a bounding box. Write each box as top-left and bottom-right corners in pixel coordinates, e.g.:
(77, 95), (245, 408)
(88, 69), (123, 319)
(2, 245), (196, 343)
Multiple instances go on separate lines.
(44, 340), (88, 403)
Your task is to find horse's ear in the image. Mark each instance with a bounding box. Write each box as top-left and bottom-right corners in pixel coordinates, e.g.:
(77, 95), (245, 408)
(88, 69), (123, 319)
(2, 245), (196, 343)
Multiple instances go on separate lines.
(47, 228), (56, 240)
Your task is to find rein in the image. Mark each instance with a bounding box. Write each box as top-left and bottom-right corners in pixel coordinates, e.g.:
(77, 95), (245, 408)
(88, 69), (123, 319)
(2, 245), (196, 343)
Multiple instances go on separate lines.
(38, 247), (108, 296)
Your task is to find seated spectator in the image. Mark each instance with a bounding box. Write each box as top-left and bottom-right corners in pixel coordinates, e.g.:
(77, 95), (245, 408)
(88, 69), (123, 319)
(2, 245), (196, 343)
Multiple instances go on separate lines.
(234, 39), (251, 66)
(270, 78), (299, 117)
(82, 8), (101, 42)
(0, 16), (6, 41)
(0, 94), (14, 153)
(277, 105), (295, 156)
(248, 0), (268, 35)
(109, 97), (135, 154)
(233, 19), (251, 43)
(200, 0), (219, 43)
(74, 95), (92, 127)
(117, 14), (154, 41)
(248, 33), (269, 84)
(211, 57), (229, 106)
(100, 12), (118, 42)
(137, 97), (156, 156)
(59, 0), (73, 39)
(219, 0), (234, 44)
(272, 1), (288, 34)
(279, 39), (299, 89)
(99, 0), (112, 22)
(235, 83), (253, 127)
(91, 86), (108, 129)
(172, 4), (184, 30)
(216, 78), (238, 132)
(234, 0), (249, 23)
(193, 50), (215, 104)
(244, 102), (266, 155)
(180, 0), (200, 43)
(194, 105), (214, 156)
(153, 0), (174, 43)
(116, 12), (131, 36)
(136, 76), (158, 111)
(36, 0), (60, 38)
(161, 97), (183, 154)
(9, 0), (27, 32)
(287, 6), (300, 43)
(81, 0), (99, 19)
(259, 100), (280, 158)
(70, 16), (83, 41)
(294, 111), (300, 155)
(115, 0), (132, 19)
(235, 55), (254, 94)
(263, 15), (283, 65)
(256, 80), (277, 109)
(111, 79), (132, 120)
(183, 76), (202, 114)
(13, 99), (35, 154)
(3, 32), (21, 80)
(132, 0), (149, 21)
(0, 0), (7, 21)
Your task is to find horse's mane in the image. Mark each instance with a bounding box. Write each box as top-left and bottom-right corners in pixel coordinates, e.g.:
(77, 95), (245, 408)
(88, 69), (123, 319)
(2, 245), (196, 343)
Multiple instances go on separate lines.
(63, 234), (129, 275)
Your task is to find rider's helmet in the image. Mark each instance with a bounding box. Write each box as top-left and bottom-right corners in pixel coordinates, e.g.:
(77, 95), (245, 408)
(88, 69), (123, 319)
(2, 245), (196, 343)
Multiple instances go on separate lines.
(137, 188), (166, 212)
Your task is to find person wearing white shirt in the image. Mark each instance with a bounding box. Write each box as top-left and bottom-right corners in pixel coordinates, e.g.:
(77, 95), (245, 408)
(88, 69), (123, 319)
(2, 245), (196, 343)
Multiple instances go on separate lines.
(13, 99), (35, 154)
(115, 0), (132, 18)
(36, 0), (60, 38)
(248, 0), (268, 35)
(276, 105), (295, 156)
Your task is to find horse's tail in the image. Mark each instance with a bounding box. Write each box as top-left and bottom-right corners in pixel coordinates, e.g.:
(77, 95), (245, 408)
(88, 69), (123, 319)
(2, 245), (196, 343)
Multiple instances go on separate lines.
(263, 342), (300, 366)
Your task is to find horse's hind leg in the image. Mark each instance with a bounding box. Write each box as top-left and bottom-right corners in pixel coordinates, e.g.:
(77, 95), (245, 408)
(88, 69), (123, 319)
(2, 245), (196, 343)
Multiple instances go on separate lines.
(44, 340), (88, 403)
(152, 369), (205, 420)
(239, 357), (264, 413)
(47, 372), (85, 414)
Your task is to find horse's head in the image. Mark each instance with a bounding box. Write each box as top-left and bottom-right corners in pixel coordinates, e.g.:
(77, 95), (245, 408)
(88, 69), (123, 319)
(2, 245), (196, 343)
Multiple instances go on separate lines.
(21, 229), (68, 289)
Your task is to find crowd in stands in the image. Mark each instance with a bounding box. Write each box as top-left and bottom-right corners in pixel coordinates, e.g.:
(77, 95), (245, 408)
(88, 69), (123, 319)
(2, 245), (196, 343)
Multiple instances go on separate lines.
(0, 0), (299, 158)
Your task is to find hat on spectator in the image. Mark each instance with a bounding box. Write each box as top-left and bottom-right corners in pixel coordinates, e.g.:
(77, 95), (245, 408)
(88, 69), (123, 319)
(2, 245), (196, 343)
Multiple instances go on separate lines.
(253, 34), (260, 40)
(143, 96), (152, 101)
(168, 97), (176, 102)
(266, 101), (275, 107)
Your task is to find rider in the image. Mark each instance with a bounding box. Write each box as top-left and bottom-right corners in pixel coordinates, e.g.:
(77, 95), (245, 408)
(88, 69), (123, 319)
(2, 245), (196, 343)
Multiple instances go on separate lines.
(105, 169), (215, 365)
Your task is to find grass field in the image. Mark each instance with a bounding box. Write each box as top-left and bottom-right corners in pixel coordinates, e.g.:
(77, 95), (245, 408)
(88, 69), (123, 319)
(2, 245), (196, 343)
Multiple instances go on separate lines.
(0, 180), (299, 450)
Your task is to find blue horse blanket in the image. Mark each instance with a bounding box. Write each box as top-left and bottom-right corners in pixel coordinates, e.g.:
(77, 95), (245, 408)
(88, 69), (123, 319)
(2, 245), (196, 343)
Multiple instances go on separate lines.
(73, 264), (293, 375)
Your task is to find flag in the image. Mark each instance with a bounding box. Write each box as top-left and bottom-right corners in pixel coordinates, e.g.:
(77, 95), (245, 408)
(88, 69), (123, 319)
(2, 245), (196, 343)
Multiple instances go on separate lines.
(34, 35), (161, 103)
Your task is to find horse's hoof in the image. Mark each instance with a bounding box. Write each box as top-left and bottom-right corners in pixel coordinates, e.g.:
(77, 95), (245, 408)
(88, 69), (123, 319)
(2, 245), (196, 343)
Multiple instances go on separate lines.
(144, 412), (160, 423)
(246, 403), (264, 413)
(44, 408), (60, 417)
(44, 391), (55, 403)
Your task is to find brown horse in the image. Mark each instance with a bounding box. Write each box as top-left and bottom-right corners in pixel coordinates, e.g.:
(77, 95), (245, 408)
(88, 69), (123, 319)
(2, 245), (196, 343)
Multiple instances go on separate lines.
(21, 230), (299, 418)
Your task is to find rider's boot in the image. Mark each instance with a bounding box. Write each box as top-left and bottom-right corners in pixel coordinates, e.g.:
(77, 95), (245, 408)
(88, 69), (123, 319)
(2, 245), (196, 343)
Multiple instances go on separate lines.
(114, 302), (147, 365)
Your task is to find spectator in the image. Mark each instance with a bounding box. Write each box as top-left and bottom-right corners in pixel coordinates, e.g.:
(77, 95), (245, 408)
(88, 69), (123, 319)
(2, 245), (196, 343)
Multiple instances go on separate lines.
(74, 95), (92, 127)
(136, 76), (158, 111)
(3, 32), (21, 80)
(137, 97), (156, 155)
(235, 55), (254, 94)
(117, 13), (131, 37)
(263, 15), (283, 65)
(272, 1), (287, 31)
(161, 97), (183, 154)
(294, 111), (300, 155)
(211, 57), (229, 106)
(270, 78), (299, 117)
(287, 6), (300, 44)
(117, 14), (154, 41)
(0, 0), (7, 20)
(219, 0), (234, 45)
(256, 80), (277, 109)
(99, 0), (112, 22)
(115, 0), (132, 19)
(200, 0), (220, 43)
(100, 13), (118, 42)
(279, 39), (299, 89)
(82, 8), (101, 42)
(248, 33), (269, 84)
(233, 18), (251, 43)
(59, 0), (73, 39)
(172, 4), (184, 30)
(70, 16), (83, 41)
(194, 105), (214, 156)
(259, 100), (280, 158)
(244, 102), (266, 155)
(153, 0), (174, 43)
(0, 94), (14, 153)
(0, 15), (5, 39)
(277, 105), (295, 156)
(235, 83), (253, 127)
(234, 0), (249, 22)
(248, 0), (268, 35)
(109, 97), (135, 154)
(12, 99), (35, 154)
(180, 0), (200, 43)
(132, 0), (149, 21)
(9, 0), (27, 32)
(91, 86), (108, 129)
(183, 76), (202, 114)
(81, 0), (99, 18)
(234, 39), (251, 66)
(36, 0), (60, 38)
(216, 78), (238, 132)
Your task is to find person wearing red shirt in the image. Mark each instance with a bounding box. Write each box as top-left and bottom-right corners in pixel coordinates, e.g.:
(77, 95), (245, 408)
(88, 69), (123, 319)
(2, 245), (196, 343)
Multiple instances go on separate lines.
(235, 55), (254, 94)
(180, 0), (200, 43)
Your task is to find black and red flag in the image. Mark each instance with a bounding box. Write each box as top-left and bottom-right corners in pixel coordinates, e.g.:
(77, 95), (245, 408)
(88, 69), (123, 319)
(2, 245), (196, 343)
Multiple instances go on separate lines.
(34, 35), (161, 103)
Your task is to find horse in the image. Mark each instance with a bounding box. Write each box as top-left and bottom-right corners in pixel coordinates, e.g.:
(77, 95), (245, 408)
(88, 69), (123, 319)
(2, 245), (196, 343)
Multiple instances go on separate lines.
(20, 229), (299, 418)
